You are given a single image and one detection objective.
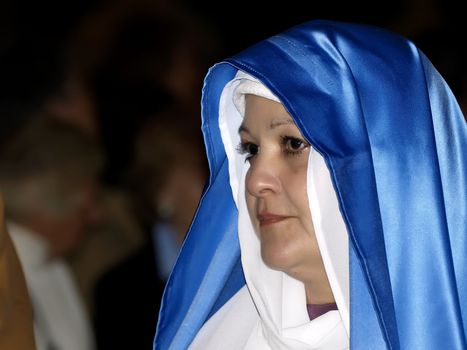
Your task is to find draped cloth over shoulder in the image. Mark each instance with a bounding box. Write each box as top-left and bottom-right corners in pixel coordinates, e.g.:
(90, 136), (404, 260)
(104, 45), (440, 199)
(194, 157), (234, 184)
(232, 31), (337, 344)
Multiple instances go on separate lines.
(0, 195), (36, 350)
(154, 20), (467, 349)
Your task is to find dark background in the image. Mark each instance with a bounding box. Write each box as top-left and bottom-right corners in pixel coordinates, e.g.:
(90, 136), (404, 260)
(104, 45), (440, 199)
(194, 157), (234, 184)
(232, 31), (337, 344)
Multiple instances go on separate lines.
(1, 0), (465, 183)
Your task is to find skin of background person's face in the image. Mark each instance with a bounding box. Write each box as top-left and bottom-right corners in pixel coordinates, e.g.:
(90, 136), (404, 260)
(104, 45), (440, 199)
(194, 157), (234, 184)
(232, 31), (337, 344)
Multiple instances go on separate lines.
(31, 179), (103, 258)
(240, 95), (325, 284)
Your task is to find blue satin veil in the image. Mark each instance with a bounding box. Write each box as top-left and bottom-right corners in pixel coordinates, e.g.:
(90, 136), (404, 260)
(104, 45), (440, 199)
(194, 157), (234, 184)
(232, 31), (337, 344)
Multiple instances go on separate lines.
(154, 20), (467, 349)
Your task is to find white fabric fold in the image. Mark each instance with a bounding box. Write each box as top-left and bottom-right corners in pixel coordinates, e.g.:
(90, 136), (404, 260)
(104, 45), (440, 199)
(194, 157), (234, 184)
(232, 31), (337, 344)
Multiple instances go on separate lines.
(233, 71), (281, 116)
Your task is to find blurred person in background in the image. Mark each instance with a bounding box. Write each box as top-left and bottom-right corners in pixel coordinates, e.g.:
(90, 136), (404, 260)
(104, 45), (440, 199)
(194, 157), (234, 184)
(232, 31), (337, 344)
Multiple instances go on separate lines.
(0, 1), (97, 348)
(0, 116), (104, 350)
(69, 1), (221, 322)
(93, 106), (207, 350)
(0, 0), (150, 331)
(25, 1), (150, 315)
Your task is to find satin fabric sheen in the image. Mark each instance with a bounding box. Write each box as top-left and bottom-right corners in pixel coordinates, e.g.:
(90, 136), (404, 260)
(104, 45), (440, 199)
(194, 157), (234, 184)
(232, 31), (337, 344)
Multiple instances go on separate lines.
(154, 20), (467, 349)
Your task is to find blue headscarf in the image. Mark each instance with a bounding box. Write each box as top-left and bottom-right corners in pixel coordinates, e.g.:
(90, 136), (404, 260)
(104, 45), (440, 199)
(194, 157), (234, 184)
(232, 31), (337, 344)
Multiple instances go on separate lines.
(154, 20), (467, 349)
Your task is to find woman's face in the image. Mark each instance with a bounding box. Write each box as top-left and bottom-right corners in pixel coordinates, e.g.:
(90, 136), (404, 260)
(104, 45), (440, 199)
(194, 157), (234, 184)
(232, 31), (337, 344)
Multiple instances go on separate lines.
(239, 94), (323, 282)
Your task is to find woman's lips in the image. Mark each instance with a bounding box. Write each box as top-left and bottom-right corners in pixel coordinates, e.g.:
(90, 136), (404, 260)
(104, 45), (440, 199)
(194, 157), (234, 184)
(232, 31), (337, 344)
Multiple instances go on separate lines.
(257, 212), (289, 226)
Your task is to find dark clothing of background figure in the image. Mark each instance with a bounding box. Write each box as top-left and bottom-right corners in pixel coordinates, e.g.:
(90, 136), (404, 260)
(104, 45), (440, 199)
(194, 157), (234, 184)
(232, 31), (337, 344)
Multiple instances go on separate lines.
(93, 241), (166, 350)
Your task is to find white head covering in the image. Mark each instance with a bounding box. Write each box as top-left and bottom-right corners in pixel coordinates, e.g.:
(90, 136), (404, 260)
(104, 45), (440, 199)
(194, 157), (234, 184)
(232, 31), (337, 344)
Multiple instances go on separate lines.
(232, 73), (281, 116)
(190, 71), (349, 349)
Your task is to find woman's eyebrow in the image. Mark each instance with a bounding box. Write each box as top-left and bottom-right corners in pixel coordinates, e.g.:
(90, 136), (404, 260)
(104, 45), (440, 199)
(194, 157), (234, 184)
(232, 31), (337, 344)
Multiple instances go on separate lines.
(270, 117), (294, 130)
(238, 117), (294, 134)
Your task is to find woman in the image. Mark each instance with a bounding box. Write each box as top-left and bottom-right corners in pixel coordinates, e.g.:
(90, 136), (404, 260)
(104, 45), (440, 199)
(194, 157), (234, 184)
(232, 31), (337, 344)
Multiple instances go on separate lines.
(154, 20), (467, 349)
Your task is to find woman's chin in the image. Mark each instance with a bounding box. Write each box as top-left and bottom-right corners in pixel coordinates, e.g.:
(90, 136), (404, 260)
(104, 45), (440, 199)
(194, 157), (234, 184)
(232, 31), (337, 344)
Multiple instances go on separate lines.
(261, 245), (295, 272)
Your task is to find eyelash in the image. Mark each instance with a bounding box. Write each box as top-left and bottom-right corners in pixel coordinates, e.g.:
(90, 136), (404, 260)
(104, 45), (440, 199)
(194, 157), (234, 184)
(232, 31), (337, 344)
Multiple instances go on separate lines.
(236, 142), (258, 161)
(236, 136), (309, 161)
(281, 136), (309, 156)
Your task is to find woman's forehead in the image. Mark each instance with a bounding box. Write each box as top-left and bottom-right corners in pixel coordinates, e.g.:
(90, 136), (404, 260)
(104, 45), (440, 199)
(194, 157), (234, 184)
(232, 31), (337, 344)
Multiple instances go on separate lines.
(239, 95), (294, 132)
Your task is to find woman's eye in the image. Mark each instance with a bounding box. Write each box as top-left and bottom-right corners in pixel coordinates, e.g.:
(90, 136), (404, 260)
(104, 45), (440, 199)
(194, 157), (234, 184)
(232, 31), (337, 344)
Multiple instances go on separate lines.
(245, 143), (259, 157)
(282, 136), (309, 155)
(236, 142), (259, 161)
(289, 138), (304, 150)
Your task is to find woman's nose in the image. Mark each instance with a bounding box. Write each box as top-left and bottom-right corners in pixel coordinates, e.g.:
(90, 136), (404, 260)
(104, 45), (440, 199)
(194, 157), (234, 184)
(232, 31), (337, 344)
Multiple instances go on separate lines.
(245, 157), (281, 198)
